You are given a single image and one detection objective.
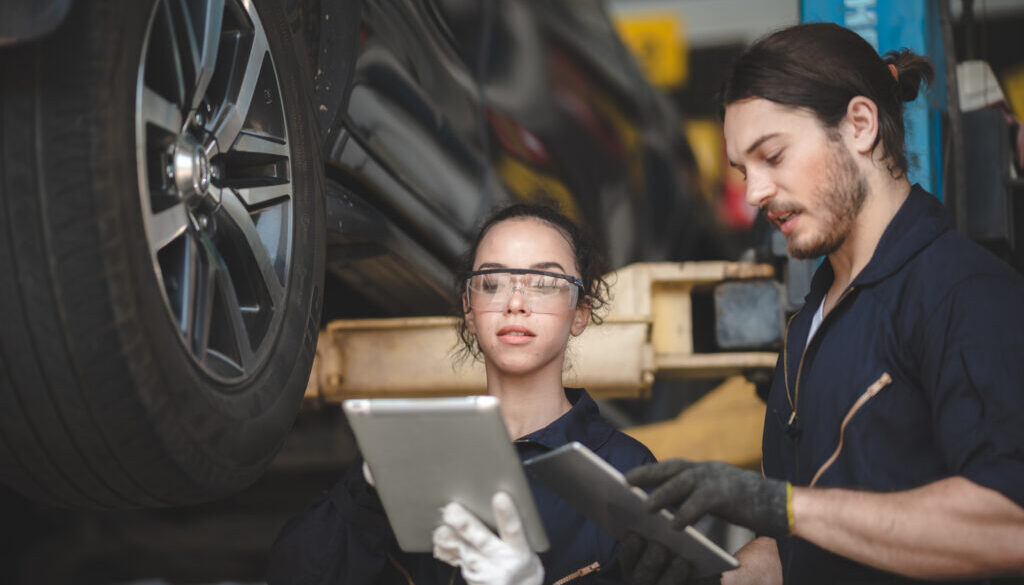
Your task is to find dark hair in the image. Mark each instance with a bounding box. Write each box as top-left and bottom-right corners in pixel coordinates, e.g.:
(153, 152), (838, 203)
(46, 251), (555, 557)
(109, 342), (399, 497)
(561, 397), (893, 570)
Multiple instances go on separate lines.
(719, 22), (934, 178)
(454, 203), (610, 361)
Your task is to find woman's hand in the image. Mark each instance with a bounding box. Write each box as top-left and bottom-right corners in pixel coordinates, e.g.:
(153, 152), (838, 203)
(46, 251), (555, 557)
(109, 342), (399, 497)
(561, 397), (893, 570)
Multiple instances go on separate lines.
(432, 492), (544, 585)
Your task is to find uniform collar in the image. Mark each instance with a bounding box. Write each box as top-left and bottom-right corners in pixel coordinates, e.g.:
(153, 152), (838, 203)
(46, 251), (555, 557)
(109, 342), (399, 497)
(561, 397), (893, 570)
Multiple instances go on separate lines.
(516, 388), (616, 453)
(805, 184), (950, 302)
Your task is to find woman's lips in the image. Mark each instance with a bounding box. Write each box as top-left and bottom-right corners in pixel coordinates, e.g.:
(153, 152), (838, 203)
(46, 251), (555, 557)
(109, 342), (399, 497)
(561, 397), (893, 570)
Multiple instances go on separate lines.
(497, 325), (535, 345)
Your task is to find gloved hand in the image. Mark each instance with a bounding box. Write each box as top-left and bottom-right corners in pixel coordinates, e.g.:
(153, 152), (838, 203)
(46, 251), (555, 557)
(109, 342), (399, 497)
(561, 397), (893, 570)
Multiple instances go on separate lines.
(626, 459), (791, 539)
(618, 532), (696, 585)
(362, 460), (375, 487)
(432, 492), (544, 585)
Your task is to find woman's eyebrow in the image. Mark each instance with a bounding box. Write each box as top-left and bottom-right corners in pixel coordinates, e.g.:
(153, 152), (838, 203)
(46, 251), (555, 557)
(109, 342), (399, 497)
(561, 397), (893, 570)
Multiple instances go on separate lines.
(474, 261), (569, 272)
(530, 261), (568, 272)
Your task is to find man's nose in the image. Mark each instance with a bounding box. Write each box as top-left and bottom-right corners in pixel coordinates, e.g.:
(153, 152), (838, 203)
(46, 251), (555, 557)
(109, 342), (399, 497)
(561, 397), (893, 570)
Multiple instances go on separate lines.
(745, 169), (776, 208)
(505, 285), (531, 314)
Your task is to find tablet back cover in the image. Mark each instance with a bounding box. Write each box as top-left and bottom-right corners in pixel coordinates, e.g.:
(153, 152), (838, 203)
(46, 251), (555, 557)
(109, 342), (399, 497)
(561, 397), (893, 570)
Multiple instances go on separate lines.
(524, 442), (738, 577)
(344, 396), (549, 553)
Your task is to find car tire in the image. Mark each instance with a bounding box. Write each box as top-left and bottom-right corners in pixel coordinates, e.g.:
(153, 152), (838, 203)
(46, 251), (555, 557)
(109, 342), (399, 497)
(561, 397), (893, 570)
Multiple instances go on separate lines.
(0, 0), (324, 508)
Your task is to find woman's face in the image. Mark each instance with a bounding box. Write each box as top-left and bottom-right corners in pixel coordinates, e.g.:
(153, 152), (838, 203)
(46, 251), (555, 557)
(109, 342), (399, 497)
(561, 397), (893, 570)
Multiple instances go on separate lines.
(465, 218), (590, 378)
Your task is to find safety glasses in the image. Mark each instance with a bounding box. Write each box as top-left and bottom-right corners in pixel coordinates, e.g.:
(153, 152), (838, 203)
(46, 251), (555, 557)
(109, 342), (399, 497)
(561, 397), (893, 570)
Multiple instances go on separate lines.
(464, 268), (583, 314)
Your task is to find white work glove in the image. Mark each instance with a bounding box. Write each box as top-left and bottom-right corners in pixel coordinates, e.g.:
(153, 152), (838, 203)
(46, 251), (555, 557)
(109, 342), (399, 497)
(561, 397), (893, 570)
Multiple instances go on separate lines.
(362, 460), (375, 487)
(432, 492), (544, 585)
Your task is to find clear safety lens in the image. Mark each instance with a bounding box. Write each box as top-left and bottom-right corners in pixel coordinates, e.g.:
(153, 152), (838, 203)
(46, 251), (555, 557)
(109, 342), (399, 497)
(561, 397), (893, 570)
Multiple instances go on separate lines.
(465, 269), (581, 314)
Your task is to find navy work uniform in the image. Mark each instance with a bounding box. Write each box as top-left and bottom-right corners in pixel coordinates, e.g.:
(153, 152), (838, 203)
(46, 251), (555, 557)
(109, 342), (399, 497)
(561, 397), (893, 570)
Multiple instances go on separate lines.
(763, 186), (1024, 584)
(268, 388), (655, 585)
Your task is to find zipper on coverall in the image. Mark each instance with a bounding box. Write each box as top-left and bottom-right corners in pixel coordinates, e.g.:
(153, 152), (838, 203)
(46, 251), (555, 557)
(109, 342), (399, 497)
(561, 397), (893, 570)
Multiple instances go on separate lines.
(779, 286), (856, 574)
(781, 286), (856, 483)
(809, 372), (893, 486)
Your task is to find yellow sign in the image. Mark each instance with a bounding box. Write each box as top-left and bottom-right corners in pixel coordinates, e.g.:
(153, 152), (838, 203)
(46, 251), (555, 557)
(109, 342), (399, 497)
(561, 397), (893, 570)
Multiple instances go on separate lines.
(496, 155), (582, 222)
(1005, 65), (1024, 121)
(684, 118), (723, 204)
(615, 13), (688, 89)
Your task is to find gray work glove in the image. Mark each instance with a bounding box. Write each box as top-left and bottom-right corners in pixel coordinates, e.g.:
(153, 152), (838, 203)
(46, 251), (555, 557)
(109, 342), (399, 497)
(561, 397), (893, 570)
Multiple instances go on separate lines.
(626, 459), (791, 539)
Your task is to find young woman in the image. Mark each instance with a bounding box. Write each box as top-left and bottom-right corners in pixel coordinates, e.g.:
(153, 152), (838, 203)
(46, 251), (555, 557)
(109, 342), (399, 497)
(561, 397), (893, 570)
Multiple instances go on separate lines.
(267, 204), (654, 585)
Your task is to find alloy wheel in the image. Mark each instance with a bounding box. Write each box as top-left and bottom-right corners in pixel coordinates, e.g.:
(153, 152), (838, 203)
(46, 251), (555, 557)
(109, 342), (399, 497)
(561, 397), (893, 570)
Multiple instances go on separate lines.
(135, 0), (294, 383)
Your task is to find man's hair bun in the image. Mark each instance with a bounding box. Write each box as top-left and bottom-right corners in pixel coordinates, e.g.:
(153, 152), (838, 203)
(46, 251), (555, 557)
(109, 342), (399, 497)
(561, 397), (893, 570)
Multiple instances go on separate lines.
(884, 49), (935, 103)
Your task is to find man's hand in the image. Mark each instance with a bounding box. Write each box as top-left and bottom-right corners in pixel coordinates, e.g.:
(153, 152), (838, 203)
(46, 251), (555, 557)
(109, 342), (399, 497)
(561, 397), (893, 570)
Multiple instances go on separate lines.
(619, 533), (696, 585)
(626, 460), (790, 539)
(432, 492), (544, 585)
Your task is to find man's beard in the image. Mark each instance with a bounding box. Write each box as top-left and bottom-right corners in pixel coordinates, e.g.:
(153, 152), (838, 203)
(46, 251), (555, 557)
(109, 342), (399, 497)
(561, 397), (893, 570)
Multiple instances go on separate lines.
(787, 140), (868, 260)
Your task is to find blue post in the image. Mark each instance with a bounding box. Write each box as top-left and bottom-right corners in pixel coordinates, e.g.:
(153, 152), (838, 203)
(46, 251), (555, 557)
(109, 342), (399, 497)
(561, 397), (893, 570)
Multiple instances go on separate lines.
(800, 0), (947, 201)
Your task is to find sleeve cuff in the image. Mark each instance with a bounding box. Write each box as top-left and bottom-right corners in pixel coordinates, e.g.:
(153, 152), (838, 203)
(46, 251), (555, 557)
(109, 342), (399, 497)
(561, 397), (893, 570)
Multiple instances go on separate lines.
(330, 461), (396, 543)
(961, 457), (1024, 509)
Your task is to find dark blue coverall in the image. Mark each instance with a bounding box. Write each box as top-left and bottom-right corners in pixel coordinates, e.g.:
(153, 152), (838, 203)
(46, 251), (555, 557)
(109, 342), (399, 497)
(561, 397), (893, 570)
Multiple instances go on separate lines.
(762, 186), (1024, 584)
(267, 388), (655, 585)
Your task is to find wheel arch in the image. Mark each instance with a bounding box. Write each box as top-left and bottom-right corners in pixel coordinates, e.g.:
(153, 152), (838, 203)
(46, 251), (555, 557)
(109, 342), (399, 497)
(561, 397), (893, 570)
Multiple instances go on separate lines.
(0, 0), (74, 46)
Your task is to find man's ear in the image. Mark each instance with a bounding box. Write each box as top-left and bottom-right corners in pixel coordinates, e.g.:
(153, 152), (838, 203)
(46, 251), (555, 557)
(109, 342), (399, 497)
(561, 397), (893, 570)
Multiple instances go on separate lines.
(570, 303), (590, 337)
(842, 95), (880, 156)
(463, 293), (476, 335)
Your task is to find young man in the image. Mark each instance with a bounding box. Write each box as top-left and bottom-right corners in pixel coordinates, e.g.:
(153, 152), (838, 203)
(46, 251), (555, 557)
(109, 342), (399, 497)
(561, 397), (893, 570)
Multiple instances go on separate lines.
(621, 22), (1024, 585)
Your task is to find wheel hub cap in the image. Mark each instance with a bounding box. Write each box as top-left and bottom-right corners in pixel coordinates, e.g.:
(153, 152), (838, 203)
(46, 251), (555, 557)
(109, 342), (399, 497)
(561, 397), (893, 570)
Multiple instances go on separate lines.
(171, 135), (211, 201)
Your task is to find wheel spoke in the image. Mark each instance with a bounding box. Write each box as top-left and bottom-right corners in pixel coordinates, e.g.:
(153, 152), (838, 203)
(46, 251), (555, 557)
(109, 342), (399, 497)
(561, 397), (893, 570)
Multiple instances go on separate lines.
(234, 184), (290, 208)
(220, 190), (285, 305)
(186, 233), (216, 362)
(147, 202), (190, 254)
(141, 86), (184, 134)
(212, 258), (256, 371)
(232, 132), (289, 158)
(182, 0), (225, 111)
(158, 0), (188, 108)
(210, 29), (269, 150)
(195, 230), (254, 371)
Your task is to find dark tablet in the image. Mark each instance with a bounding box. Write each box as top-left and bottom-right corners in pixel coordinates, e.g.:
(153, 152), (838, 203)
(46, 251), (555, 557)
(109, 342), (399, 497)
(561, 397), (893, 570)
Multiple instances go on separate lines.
(525, 442), (739, 577)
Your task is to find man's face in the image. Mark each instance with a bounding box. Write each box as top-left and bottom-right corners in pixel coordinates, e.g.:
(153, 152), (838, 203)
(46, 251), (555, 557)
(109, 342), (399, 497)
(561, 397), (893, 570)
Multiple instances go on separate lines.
(724, 98), (867, 259)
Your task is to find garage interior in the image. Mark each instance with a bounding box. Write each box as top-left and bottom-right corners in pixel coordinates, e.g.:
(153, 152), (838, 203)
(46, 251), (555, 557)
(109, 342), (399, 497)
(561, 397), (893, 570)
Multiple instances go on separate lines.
(1, 0), (1023, 584)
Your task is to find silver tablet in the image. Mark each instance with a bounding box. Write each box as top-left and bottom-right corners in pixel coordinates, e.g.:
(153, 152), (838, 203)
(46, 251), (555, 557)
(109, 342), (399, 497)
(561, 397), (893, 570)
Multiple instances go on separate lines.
(343, 396), (549, 553)
(524, 442), (739, 577)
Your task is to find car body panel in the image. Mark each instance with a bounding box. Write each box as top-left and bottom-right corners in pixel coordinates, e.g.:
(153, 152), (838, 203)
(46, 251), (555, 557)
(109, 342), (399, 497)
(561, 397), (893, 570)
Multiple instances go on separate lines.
(0, 0), (73, 46)
(319, 0), (718, 317)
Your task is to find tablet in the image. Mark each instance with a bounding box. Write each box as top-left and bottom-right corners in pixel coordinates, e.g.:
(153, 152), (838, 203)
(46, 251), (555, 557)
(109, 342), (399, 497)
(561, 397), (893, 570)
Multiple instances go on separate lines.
(343, 396), (549, 553)
(524, 442), (739, 577)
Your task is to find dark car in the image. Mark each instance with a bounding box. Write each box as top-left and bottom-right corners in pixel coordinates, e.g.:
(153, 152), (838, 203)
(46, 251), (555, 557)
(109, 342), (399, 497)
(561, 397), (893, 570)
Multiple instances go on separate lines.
(0, 0), (718, 510)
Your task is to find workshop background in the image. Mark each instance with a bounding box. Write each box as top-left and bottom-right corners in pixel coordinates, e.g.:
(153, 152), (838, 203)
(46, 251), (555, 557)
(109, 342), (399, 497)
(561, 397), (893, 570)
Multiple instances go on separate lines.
(1, 0), (1023, 584)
